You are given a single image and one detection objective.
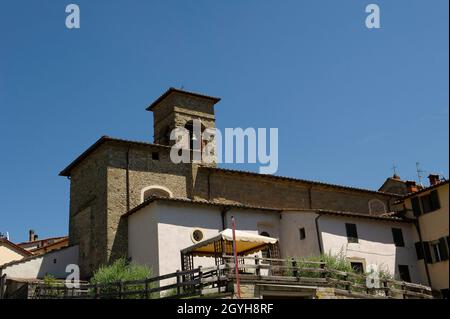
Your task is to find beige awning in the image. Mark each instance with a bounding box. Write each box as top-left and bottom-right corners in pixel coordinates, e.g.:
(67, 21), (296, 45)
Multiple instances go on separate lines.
(181, 229), (278, 257)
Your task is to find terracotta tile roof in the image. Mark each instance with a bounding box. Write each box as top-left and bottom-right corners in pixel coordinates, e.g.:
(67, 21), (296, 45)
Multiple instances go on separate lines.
(0, 245), (74, 270)
(28, 237), (69, 254)
(0, 238), (33, 257)
(59, 135), (401, 198)
(16, 236), (68, 247)
(394, 180), (449, 203)
(315, 209), (411, 222)
(59, 136), (170, 176)
(123, 196), (281, 218)
(123, 196), (411, 223)
(146, 87), (221, 111)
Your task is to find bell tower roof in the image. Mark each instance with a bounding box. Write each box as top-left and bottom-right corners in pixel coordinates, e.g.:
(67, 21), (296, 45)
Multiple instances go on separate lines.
(146, 87), (221, 112)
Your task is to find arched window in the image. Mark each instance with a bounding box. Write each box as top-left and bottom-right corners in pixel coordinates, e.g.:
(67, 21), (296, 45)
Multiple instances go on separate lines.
(368, 199), (387, 215)
(141, 186), (173, 202)
(260, 231), (270, 237)
(184, 120), (206, 151)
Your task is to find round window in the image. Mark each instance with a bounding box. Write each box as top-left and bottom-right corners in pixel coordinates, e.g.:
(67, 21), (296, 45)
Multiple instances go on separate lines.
(192, 229), (204, 243)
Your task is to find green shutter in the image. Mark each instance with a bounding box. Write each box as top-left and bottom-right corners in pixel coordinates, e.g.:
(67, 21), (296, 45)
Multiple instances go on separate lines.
(430, 190), (441, 211)
(423, 242), (433, 264)
(439, 238), (449, 261)
(411, 197), (422, 216)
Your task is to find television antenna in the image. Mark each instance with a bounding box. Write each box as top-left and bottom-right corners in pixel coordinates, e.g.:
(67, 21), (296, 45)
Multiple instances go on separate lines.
(416, 162), (425, 187)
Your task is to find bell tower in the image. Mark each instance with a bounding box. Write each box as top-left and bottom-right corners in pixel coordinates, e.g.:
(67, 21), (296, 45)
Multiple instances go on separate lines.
(146, 87), (221, 146)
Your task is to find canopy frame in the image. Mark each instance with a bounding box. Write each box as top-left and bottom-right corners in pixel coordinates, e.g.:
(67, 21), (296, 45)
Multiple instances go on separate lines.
(180, 229), (280, 273)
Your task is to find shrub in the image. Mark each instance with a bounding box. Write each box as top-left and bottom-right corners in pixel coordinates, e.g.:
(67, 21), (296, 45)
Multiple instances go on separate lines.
(90, 258), (156, 299)
(285, 251), (394, 292)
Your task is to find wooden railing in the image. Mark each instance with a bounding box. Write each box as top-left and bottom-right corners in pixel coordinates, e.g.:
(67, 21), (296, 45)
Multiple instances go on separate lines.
(32, 265), (228, 299)
(221, 255), (433, 299)
(30, 256), (433, 299)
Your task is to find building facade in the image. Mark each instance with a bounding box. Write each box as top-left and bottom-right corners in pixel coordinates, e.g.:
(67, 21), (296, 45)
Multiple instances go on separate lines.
(59, 88), (441, 288)
(126, 198), (423, 284)
(398, 177), (449, 296)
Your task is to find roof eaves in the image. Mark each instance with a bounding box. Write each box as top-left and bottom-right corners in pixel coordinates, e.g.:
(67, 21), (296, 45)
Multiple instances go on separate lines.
(146, 87), (221, 111)
(123, 196), (281, 219)
(0, 238), (33, 257)
(59, 136), (170, 177)
(394, 180), (449, 203)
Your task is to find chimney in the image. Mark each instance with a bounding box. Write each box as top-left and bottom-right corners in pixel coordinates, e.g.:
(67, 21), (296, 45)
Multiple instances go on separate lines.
(428, 174), (440, 186)
(29, 229), (37, 242)
(405, 181), (419, 193)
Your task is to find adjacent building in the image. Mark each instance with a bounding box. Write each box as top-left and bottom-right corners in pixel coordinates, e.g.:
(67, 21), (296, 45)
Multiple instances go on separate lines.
(396, 176), (449, 297)
(0, 238), (32, 266)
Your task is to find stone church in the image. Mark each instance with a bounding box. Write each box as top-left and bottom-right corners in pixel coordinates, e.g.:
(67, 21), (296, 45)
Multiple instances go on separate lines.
(59, 88), (404, 278)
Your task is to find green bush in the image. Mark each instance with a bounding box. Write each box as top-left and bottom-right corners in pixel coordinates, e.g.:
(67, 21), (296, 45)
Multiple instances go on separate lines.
(90, 258), (156, 299)
(42, 274), (64, 298)
(285, 250), (393, 291)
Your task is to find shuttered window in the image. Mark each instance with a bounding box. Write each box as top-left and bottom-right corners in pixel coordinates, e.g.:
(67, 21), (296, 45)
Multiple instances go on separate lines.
(392, 228), (405, 247)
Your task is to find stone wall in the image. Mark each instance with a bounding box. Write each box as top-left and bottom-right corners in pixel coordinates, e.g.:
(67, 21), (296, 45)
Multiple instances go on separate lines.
(68, 147), (108, 278)
(194, 169), (394, 214)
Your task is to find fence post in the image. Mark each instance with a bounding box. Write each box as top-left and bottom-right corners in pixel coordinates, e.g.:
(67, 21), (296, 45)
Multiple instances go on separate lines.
(145, 279), (149, 299)
(344, 273), (351, 292)
(383, 280), (389, 297)
(176, 270), (181, 296)
(320, 261), (326, 279)
(118, 282), (123, 299)
(198, 266), (203, 296)
(94, 283), (99, 299)
(291, 258), (298, 278)
(255, 255), (260, 277)
(0, 274), (6, 299)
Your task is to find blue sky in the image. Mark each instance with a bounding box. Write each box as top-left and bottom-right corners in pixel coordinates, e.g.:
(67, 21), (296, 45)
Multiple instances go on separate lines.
(0, 0), (448, 242)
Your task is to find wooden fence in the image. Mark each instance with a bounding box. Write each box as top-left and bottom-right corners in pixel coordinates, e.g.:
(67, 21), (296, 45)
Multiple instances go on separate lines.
(32, 265), (227, 299)
(30, 256), (433, 299)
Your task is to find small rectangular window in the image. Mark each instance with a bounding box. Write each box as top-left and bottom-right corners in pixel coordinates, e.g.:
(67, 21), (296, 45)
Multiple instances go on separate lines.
(350, 262), (364, 274)
(411, 197), (422, 216)
(152, 152), (160, 160)
(392, 228), (405, 247)
(299, 228), (306, 240)
(398, 265), (411, 282)
(429, 190), (441, 211)
(415, 242), (424, 260)
(424, 242), (433, 264)
(421, 195), (432, 214)
(421, 190), (440, 214)
(345, 223), (358, 243)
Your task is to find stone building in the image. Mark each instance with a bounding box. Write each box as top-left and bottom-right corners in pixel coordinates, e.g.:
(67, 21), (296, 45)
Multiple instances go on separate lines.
(59, 88), (404, 278)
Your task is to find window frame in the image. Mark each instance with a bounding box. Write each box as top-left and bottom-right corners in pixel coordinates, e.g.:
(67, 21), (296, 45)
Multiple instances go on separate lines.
(392, 228), (405, 247)
(345, 223), (359, 244)
(299, 228), (306, 240)
(398, 264), (411, 282)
